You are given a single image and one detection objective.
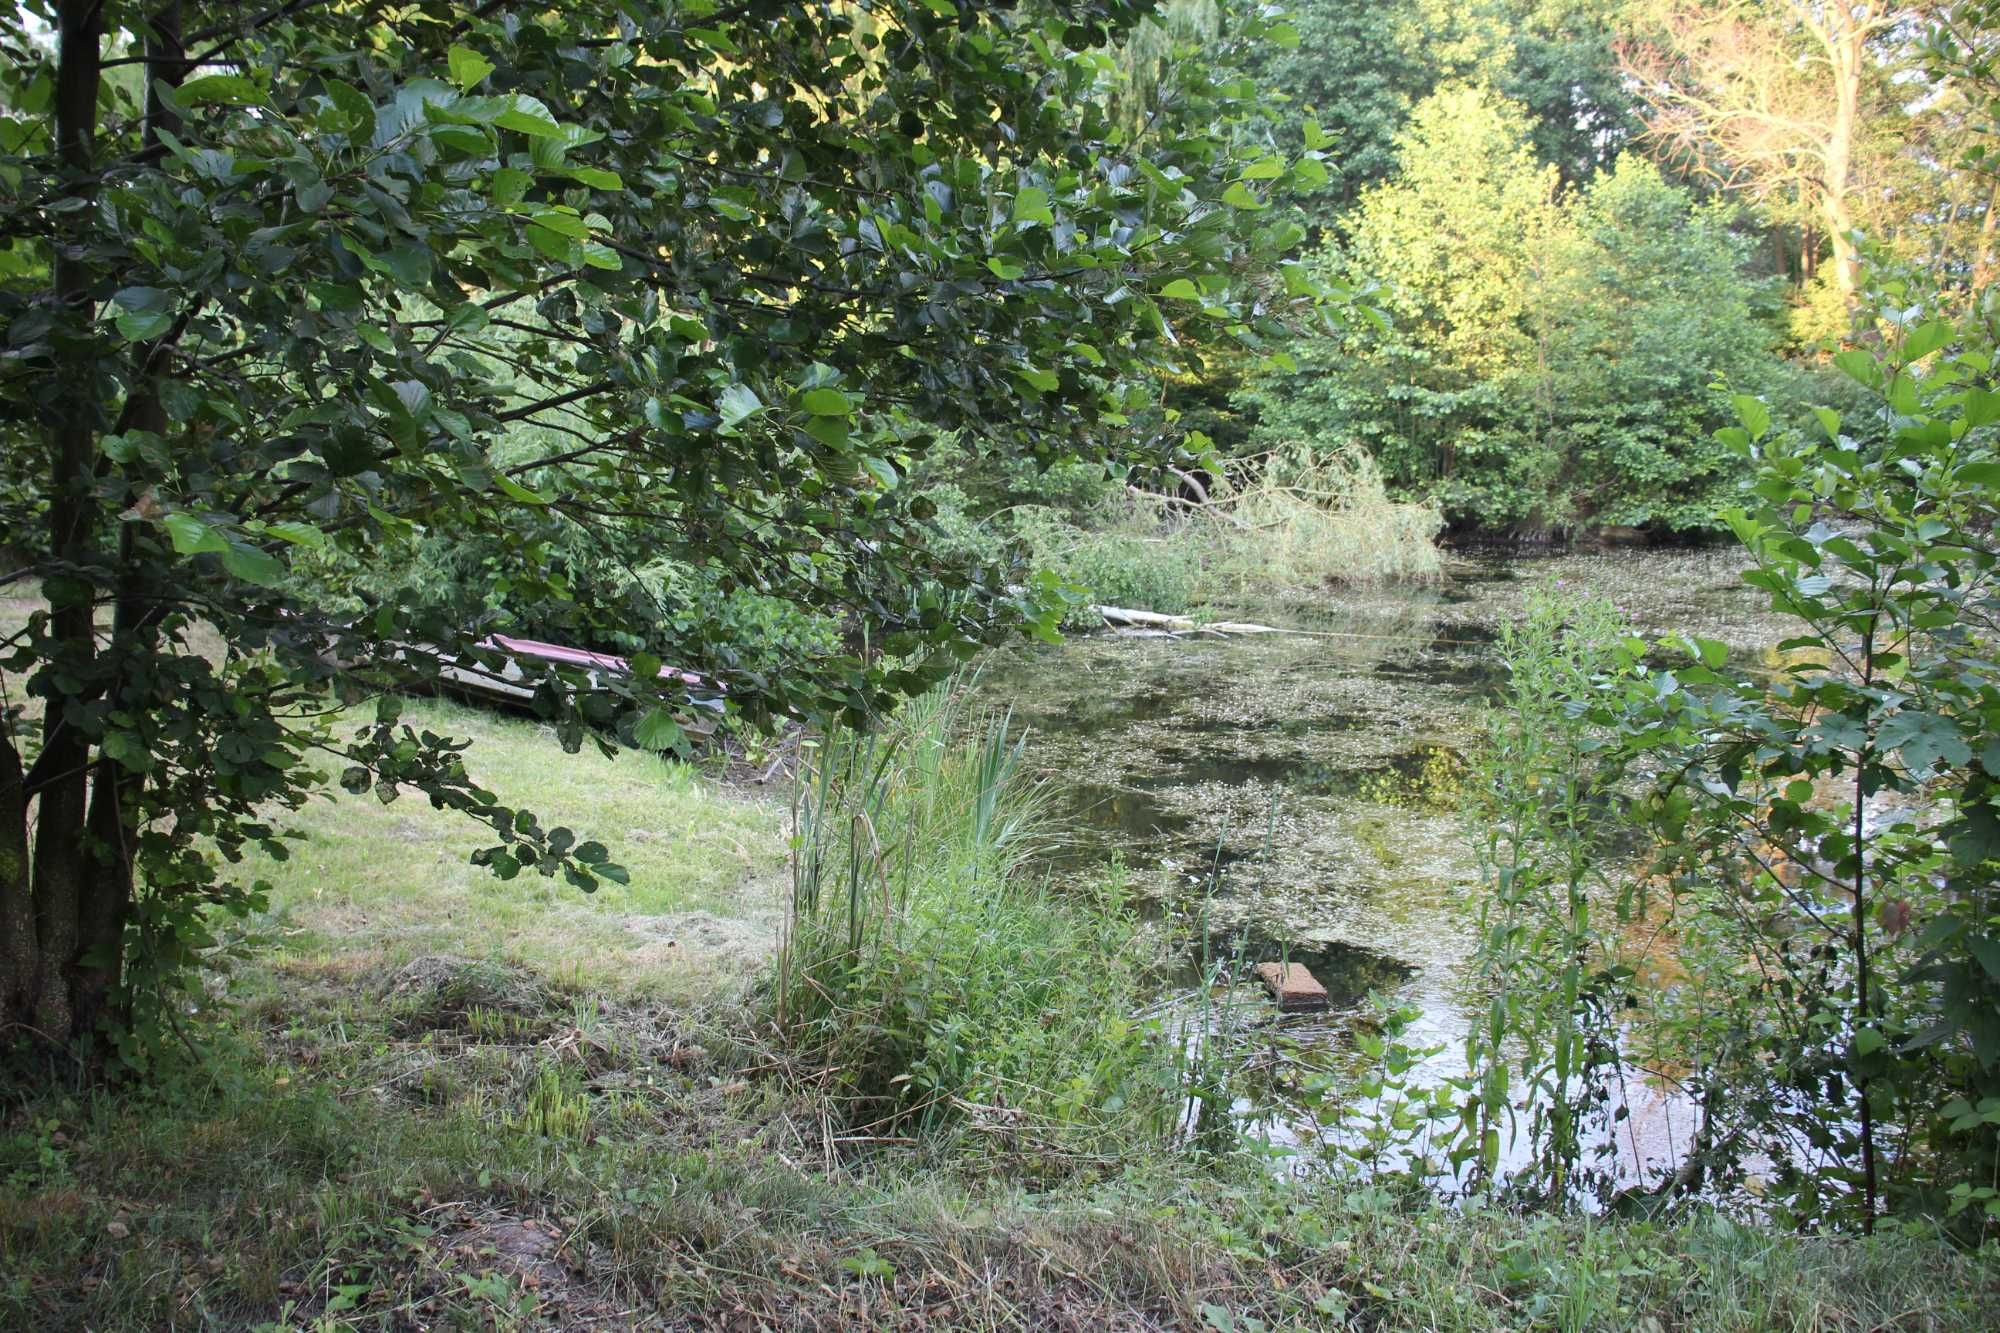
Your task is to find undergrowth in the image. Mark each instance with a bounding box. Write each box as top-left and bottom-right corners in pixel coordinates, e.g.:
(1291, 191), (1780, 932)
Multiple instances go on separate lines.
(3, 956), (1995, 1329)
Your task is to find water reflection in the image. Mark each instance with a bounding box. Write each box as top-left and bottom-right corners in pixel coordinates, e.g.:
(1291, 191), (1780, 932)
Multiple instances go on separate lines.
(975, 545), (1785, 1187)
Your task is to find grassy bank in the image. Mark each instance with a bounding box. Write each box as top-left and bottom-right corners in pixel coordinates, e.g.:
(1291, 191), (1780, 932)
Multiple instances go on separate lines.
(3, 697), (1997, 1329)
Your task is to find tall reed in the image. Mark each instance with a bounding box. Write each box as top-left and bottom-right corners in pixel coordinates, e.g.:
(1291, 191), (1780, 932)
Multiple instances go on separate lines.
(771, 681), (1176, 1156)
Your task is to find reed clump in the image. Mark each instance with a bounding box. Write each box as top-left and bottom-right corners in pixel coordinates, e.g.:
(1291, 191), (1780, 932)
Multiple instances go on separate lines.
(769, 683), (1178, 1158)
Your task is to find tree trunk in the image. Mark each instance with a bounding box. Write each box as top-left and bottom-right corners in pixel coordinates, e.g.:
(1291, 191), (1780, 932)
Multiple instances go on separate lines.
(0, 737), (34, 1031)
(1820, 11), (1864, 312)
(11, 1), (185, 1053)
(26, 0), (108, 1045)
(1972, 177), (1999, 293)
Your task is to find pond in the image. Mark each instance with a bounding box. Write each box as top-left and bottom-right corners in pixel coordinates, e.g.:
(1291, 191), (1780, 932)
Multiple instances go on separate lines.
(974, 544), (1790, 1180)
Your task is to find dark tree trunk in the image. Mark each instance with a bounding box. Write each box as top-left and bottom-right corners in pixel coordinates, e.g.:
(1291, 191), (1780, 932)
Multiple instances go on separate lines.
(0, 738), (34, 1031)
(24, 0), (108, 1044)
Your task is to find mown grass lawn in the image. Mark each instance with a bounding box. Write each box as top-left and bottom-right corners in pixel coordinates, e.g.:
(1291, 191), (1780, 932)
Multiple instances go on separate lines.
(2, 698), (1998, 1330)
(246, 698), (788, 1002)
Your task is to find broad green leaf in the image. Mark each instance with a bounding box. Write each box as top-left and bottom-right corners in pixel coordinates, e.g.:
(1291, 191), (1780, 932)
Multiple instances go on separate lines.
(1159, 279), (1201, 300)
(802, 414), (849, 449)
(634, 708), (688, 753)
(718, 383), (764, 428)
(177, 74), (262, 106)
(1015, 364), (1058, 392)
(1221, 181), (1265, 210)
(447, 46), (496, 90)
(800, 388), (852, 416)
(1833, 348), (1882, 390)
(1902, 319), (1953, 363)
(444, 302), (489, 336)
(1964, 388), (2000, 428)
(495, 474), (550, 505)
(115, 308), (173, 341)
(528, 208), (590, 238)
(987, 256), (1025, 280)
(1012, 186), (1054, 227)
(162, 513), (227, 555)
(262, 521), (327, 548)
(1289, 157), (1329, 189)
(1732, 394), (1771, 440)
(221, 543), (286, 587)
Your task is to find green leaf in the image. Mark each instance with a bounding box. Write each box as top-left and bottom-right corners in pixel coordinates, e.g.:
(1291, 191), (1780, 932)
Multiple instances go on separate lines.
(447, 46), (496, 90)
(221, 543), (286, 587)
(1901, 319), (1953, 363)
(1834, 348), (1882, 390)
(322, 79), (375, 135)
(262, 521), (327, 548)
(177, 74), (263, 106)
(1240, 156), (1286, 181)
(1289, 157), (1329, 190)
(113, 286), (167, 313)
(1221, 181), (1266, 210)
(444, 302), (489, 336)
(1732, 394), (1771, 440)
(800, 388), (852, 416)
(802, 414), (849, 449)
(1012, 186), (1054, 227)
(1303, 119), (1332, 150)
(115, 309), (174, 341)
(634, 708), (688, 753)
(566, 165), (624, 191)
(1015, 364), (1058, 393)
(1964, 388), (2000, 428)
(456, 94), (566, 138)
(528, 208), (590, 238)
(986, 256), (1025, 280)
(718, 383), (764, 428)
(162, 513), (227, 555)
(495, 475), (551, 506)
(1159, 278), (1201, 301)
(489, 167), (532, 206)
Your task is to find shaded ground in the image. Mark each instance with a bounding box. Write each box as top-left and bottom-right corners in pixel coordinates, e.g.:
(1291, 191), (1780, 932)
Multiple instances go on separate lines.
(6, 943), (1996, 1330)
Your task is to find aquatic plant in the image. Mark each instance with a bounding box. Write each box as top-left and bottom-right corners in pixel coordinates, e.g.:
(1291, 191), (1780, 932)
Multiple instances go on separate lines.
(1455, 586), (1640, 1207)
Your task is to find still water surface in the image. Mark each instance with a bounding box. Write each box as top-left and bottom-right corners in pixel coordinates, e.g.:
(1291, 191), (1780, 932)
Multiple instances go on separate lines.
(975, 545), (1787, 1180)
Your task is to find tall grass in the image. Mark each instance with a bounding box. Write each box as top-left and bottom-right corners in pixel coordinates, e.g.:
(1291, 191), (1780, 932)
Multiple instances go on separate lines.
(771, 682), (1177, 1155)
(1198, 440), (1444, 593)
(1015, 441), (1443, 623)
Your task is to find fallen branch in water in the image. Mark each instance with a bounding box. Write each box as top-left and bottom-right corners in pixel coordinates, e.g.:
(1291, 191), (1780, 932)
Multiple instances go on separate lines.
(1091, 604), (1294, 636)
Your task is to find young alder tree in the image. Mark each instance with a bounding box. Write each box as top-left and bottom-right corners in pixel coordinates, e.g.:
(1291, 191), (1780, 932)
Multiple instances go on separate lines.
(0, 0), (1327, 1062)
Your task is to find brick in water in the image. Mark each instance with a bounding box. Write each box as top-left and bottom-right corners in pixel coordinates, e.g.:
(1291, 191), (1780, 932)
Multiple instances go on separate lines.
(1253, 962), (1329, 1012)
